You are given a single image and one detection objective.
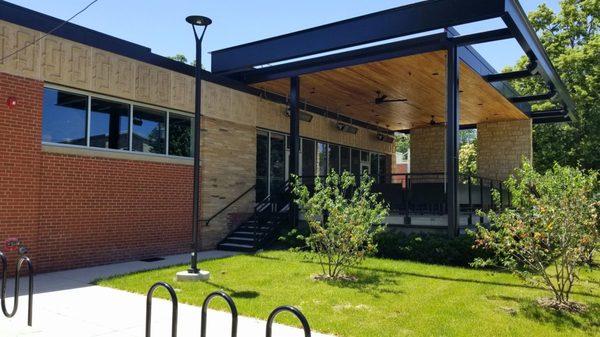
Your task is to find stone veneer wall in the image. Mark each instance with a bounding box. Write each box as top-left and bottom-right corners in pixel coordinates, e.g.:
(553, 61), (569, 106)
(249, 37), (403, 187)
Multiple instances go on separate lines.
(477, 119), (532, 181)
(409, 126), (446, 173)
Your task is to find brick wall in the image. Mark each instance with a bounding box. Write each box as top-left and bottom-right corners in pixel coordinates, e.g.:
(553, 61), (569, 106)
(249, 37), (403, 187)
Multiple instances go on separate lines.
(409, 126), (445, 173)
(477, 119), (532, 181)
(0, 72), (196, 273)
(0, 73), (43, 272)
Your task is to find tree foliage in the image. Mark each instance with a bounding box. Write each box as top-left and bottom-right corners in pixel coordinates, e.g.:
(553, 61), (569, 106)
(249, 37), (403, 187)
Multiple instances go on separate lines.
(291, 171), (388, 279)
(472, 161), (599, 308)
(506, 0), (600, 171)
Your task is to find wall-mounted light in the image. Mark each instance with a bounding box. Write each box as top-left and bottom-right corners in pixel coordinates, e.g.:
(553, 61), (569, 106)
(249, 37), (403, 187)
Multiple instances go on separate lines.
(336, 122), (358, 134)
(377, 133), (395, 143)
(284, 107), (313, 122)
(6, 97), (17, 109)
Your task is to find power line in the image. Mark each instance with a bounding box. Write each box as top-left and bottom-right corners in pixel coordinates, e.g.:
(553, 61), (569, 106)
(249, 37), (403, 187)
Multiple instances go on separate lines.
(0, 0), (100, 64)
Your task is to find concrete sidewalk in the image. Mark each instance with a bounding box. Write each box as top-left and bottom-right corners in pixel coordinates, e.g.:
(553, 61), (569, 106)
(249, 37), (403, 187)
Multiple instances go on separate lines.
(0, 251), (333, 337)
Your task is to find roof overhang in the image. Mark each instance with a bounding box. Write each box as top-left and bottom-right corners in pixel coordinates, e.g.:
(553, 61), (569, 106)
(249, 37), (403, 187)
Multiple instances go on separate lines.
(211, 0), (575, 123)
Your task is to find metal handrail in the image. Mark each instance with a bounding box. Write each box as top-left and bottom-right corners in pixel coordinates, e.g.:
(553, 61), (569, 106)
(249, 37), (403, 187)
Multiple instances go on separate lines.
(202, 185), (256, 226)
(200, 291), (238, 337)
(146, 282), (178, 337)
(0, 252), (33, 326)
(265, 306), (311, 337)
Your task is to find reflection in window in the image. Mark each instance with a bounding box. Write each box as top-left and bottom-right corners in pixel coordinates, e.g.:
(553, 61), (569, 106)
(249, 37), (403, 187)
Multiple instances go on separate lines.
(132, 106), (166, 154)
(340, 147), (350, 173)
(379, 155), (387, 183)
(168, 114), (193, 157)
(301, 139), (315, 185)
(351, 149), (361, 177)
(42, 88), (87, 145)
(90, 98), (130, 150)
(328, 144), (339, 173)
(256, 131), (269, 201)
(317, 142), (327, 177)
(371, 153), (379, 182)
(270, 133), (286, 199)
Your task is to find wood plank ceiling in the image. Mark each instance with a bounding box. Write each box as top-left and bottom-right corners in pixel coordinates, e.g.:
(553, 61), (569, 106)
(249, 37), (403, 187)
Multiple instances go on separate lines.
(252, 50), (527, 131)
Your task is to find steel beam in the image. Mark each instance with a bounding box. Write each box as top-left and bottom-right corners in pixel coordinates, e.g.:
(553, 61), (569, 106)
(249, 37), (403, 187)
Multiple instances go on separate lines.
(503, 0), (576, 118)
(446, 44), (460, 238)
(510, 83), (556, 103)
(212, 0), (506, 74)
(450, 28), (513, 46)
(289, 76), (300, 228)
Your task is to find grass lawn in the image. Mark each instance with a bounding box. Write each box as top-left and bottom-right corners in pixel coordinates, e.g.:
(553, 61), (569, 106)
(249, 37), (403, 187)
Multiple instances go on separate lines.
(97, 251), (599, 337)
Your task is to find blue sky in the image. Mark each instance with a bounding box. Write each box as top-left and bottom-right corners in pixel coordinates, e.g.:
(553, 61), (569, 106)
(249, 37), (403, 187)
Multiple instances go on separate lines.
(7, 0), (560, 71)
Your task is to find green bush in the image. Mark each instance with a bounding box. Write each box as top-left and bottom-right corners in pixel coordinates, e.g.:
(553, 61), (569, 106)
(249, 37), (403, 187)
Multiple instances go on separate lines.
(374, 231), (489, 267)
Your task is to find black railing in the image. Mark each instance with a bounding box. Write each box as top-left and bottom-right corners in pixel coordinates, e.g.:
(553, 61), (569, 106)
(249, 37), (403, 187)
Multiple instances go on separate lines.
(146, 282), (178, 337)
(0, 251), (33, 327)
(201, 291), (238, 337)
(202, 184), (257, 227)
(266, 306), (311, 337)
(252, 180), (291, 248)
(298, 172), (508, 225)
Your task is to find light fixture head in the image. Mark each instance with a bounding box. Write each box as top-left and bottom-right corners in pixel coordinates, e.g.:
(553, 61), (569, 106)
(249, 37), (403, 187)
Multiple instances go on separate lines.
(185, 15), (212, 27)
(377, 133), (395, 143)
(336, 122), (358, 134)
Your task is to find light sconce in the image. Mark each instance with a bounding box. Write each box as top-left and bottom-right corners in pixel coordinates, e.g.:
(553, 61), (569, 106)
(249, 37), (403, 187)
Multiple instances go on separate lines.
(377, 133), (395, 143)
(284, 106), (314, 122)
(336, 122), (358, 134)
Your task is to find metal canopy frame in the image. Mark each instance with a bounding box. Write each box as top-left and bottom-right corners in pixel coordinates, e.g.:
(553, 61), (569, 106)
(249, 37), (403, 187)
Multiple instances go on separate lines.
(212, 0), (574, 122)
(211, 0), (575, 237)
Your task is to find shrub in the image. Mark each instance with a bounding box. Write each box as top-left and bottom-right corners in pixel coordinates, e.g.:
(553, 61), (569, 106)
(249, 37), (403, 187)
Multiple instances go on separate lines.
(291, 170), (389, 279)
(374, 231), (489, 267)
(472, 161), (599, 309)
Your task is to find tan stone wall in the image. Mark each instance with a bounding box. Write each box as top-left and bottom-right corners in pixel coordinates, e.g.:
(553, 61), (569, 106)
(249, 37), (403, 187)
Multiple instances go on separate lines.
(477, 119), (532, 181)
(409, 126), (446, 173)
(199, 116), (256, 248)
(0, 20), (195, 112)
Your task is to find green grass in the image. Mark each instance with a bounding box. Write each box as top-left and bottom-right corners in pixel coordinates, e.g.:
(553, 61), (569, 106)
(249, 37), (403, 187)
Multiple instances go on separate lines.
(96, 251), (600, 337)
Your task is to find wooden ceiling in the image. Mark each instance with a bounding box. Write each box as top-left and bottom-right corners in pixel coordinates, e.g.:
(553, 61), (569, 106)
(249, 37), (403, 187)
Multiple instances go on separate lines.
(252, 50), (527, 131)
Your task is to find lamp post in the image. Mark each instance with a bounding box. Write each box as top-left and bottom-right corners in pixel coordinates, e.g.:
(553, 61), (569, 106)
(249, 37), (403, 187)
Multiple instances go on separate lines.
(177, 15), (212, 282)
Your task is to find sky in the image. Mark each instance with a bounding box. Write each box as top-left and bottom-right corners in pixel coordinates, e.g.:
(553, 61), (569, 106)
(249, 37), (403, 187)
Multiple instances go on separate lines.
(6, 0), (561, 72)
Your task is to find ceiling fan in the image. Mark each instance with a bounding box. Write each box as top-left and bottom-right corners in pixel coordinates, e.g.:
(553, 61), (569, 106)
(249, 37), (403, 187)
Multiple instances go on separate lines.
(345, 90), (408, 108)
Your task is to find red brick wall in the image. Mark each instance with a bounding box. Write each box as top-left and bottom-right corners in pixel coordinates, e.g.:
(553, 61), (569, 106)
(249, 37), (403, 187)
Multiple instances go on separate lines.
(0, 73), (43, 273)
(0, 72), (198, 273)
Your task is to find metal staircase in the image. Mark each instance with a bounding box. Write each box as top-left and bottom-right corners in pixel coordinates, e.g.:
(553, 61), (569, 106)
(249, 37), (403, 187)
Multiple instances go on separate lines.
(218, 182), (291, 252)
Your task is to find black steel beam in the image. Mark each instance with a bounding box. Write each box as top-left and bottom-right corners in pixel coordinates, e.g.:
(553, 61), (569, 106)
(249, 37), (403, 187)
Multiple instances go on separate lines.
(509, 83), (556, 103)
(450, 28), (513, 46)
(446, 44), (460, 238)
(503, 0), (576, 118)
(289, 76), (300, 228)
(212, 0), (506, 74)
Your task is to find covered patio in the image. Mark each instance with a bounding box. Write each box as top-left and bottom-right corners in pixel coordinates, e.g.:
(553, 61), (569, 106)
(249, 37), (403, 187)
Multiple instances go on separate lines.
(210, 0), (574, 237)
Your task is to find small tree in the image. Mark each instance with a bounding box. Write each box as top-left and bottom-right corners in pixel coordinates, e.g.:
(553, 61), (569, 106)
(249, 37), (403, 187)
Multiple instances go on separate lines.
(292, 170), (389, 279)
(472, 161), (599, 310)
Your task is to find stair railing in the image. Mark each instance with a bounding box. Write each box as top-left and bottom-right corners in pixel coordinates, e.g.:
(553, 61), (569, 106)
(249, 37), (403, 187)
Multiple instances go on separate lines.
(0, 251), (33, 327)
(266, 306), (311, 337)
(200, 291), (238, 337)
(252, 180), (292, 248)
(146, 282), (178, 337)
(202, 185), (257, 227)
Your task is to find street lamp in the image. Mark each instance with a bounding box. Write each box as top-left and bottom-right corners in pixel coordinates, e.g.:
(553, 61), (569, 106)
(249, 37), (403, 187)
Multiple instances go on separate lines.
(177, 15), (212, 282)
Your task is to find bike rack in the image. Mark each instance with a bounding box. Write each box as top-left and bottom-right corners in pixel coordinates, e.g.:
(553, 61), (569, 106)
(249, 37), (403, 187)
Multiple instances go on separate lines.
(146, 282), (178, 337)
(266, 306), (311, 337)
(0, 251), (33, 327)
(200, 291), (238, 337)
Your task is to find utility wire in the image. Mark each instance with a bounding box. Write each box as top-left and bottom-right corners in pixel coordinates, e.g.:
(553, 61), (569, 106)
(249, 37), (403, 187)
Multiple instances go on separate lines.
(0, 0), (100, 64)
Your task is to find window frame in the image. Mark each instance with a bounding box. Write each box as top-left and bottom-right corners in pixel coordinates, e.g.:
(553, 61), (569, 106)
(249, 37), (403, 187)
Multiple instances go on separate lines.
(42, 84), (194, 159)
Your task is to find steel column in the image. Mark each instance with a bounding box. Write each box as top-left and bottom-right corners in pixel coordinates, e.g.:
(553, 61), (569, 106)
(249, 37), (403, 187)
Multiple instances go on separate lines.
(289, 76), (300, 228)
(446, 43), (460, 238)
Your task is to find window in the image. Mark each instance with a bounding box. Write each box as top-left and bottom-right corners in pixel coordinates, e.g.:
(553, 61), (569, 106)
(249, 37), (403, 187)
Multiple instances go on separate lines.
(351, 149), (361, 176)
(132, 106), (166, 154)
(371, 153), (379, 181)
(328, 144), (340, 173)
(340, 146), (350, 173)
(42, 88), (87, 145)
(301, 139), (315, 184)
(168, 114), (193, 157)
(256, 131), (269, 201)
(90, 98), (130, 150)
(317, 142), (328, 176)
(41, 86), (193, 159)
(378, 155), (387, 183)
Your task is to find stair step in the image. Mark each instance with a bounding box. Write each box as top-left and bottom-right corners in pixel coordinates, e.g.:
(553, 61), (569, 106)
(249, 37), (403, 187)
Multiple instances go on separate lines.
(228, 236), (254, 241)
(218, 242), (257, 252)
